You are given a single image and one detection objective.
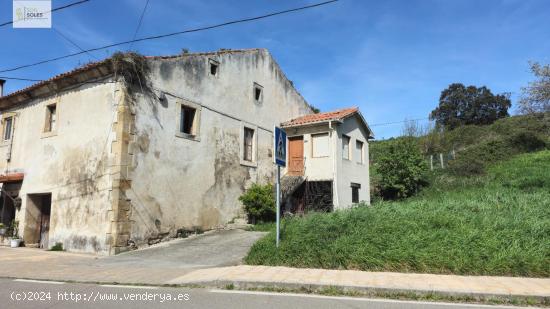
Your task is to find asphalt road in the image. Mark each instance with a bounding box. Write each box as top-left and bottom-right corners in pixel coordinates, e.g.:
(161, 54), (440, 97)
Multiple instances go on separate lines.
(0, 278), (528, 309)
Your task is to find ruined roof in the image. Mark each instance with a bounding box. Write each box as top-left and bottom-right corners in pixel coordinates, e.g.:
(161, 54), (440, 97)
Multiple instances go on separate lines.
(282, 107), (374, 138)
(0, 48), (265, 110)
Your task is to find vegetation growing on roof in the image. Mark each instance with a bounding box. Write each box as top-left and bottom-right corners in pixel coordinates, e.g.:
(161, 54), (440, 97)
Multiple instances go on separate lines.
(309, 104), (320, 113)
(109, 52), (152, 96)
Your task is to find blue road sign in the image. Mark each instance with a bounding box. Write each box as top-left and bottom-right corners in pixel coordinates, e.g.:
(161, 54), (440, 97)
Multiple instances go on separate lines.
(274, 127), (287, 167)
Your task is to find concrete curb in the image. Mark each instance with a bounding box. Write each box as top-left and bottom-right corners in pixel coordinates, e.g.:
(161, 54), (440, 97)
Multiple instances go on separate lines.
(2, 275), (548, 307)
(181, 279), (550, 303)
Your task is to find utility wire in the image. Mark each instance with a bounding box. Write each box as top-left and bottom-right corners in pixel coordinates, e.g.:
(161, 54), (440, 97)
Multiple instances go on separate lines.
(128, 0), (151, 50)
(0, 76), (43, 82)
(370, 117), (431, 127)
(53, 28), (98, 60)
(0, 76), (117, 88)
(0, 0), (339, 74)
(0, 76), (434, 129)
(0, 0), (91, 28)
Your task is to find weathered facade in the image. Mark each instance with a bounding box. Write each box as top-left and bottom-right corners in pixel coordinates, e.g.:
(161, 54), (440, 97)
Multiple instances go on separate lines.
(0, 48), (372, 255)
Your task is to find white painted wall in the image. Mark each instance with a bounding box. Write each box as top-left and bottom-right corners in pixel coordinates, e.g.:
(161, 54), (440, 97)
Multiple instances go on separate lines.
(0, 79), (121, 253)
(335, 115), (371, 209)
(286, 123), (333, 181)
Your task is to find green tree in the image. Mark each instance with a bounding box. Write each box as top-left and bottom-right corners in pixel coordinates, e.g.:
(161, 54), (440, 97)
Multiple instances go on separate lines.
(519, 62), (550, 114)
(430, 83), (511, 130)
(376, 138), (429, 199)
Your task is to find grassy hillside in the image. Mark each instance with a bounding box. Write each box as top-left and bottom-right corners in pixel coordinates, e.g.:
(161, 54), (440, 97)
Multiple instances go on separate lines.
(245, 151), (550, 277)
(371, 113), (550, 170)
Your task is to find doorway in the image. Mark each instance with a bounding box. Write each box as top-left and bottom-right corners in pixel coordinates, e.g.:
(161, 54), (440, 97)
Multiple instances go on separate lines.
(0, 181), (22, 227)
(25, 194), (52, 249)
(288, 136), (304, 176)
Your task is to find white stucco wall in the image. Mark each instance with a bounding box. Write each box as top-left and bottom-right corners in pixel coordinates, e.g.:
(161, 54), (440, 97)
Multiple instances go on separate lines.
(0, 79), (121, 253)
(126, 50), (312, 244)
(335, 115), (371, 209)
(286, 123), (334, 181)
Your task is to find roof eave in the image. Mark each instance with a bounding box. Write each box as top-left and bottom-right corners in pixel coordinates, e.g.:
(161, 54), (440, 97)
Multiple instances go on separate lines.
(0, 61), (114, 111)
(349, 110), (375, 139)
(281, 118), (343, 128)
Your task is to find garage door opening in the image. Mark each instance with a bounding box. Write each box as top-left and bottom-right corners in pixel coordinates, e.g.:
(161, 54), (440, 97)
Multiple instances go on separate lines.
(25, 193), (52, 249)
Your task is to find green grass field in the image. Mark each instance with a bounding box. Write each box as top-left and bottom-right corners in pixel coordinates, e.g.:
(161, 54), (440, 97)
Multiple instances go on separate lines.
(245, 151), (550, 277)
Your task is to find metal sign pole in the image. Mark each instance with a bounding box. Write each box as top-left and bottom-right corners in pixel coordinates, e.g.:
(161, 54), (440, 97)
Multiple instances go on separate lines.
(276, 165), (280, 248)
(274, 126), (286, 249)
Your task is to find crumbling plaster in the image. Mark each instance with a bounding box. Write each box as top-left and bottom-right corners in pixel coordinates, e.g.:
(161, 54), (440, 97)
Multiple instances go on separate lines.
(0, 79), (123, 254)
(125, 50), (312, 247)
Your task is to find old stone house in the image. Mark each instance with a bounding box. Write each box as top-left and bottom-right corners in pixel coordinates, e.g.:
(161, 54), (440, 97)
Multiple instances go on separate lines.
(0, 48), (373, 255)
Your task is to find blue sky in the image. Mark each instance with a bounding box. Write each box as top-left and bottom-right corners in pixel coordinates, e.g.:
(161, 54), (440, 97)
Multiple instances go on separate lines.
(1, 0), (549, 138)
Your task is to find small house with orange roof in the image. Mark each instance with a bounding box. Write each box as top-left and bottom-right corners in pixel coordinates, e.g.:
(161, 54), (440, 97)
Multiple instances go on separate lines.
(281, 107), (373, 213)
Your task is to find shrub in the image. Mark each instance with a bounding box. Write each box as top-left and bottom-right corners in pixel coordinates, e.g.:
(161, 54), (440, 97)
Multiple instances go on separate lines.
(375, 138), (429, 199)
(506, 129), (547, 153)
(448, 156), (485, 176)
(448, 128), (548, 176)
(239, 183), (275, 223)
(49, 242), (64, 251)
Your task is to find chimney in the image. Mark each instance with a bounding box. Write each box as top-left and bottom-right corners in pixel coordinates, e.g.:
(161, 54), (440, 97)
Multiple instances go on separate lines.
(0, 79), (5, 97)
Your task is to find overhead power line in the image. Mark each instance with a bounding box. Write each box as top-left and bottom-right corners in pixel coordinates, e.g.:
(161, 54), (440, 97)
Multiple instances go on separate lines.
(0, 74), (434, 129)
(128, 0), (151, 50)
(370, 117), (431, 127)
(53, 28), (98, 60)
(0, 0), (91, 28)
(0, 76), (43, 82)
(0, 0), (340, 74)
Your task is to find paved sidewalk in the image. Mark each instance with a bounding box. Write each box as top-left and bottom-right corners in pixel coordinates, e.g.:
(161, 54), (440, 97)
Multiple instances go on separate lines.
(0, 245), (549, 301)
(0, 229), (265, 285)
(170, 266), (550, 300)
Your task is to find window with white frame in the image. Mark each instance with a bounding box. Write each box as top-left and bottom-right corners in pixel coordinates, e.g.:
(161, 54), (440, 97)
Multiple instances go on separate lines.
(209, 58), (219, 76)
(243, 127), (255, 162)
(253, 83), (263, 104)
(351, 183), (361, 203)
(240, 122), (258, 167)
(312, 133), (329, 157)
(355, 140), (364, 163)
(176, 100), (201, 140)
(44, 104), (57, 133)
(3, 116), (13, 141)
(342, 134), (350, 160)
(180, 105), (196, 135)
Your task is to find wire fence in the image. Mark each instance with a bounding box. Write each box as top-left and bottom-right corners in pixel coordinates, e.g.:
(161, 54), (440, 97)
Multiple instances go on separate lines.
(427, 150), (456, 170)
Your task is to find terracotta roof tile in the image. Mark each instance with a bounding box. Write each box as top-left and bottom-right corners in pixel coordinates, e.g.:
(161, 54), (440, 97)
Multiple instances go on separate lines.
(0, 59), (111, 103)
(281, 107), (358, 127)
